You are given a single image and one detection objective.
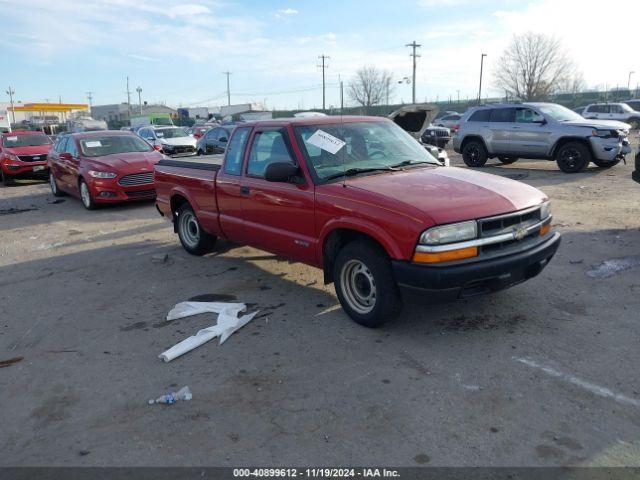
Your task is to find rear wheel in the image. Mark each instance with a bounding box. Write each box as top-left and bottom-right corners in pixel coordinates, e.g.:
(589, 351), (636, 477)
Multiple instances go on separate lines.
(333, 240), (402, 328)
(79, 179), (96, 210)
(498, 156), (518, 165)
(176, 203), (217, 255)
(49, 172), (65, 197)
(462, 140), (488, 167)
(592, 158), (621, 168)
(555, 141), (591, 173)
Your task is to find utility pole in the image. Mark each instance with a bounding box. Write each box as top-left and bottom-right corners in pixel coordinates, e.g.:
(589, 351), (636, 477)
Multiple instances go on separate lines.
(136, 87), (143, 114)
(340, 80), (344, 113)
(628, 71), (635, 92)
(318, 55), (330, 110)
(86, 91), (93, 107)
(478, 53), (487, 103)
(405, 41), (421, 104)
(126, 77), (132, 118)
(223, 71), (232, 106)
(6, 86), (15, 124)
(456, 90), (460, 105)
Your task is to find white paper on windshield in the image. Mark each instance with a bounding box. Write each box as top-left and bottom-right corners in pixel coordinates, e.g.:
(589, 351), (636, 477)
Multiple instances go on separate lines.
(156, 132), (164, 138)
(85, 141), (102, 148)
(307, 129), (346, 155)
(6, 136), (17, 142)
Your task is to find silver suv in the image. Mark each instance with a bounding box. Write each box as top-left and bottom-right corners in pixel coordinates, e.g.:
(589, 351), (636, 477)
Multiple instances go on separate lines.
(452, 102), (632, 173)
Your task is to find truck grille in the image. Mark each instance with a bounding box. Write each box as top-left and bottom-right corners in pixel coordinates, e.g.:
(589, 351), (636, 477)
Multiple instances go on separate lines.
(118, 172), (154, 186)
(125, 189), (156, 198)
(18, 155), (46, 162)
(477, 206), (543, 255)
(164, 145), (195, 154)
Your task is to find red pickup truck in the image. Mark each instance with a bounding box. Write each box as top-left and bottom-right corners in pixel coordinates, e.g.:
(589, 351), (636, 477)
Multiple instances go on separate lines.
(155, 116), (560, 327)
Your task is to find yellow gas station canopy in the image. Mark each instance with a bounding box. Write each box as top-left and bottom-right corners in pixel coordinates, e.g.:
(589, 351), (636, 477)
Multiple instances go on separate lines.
(9, 103), (89, 112)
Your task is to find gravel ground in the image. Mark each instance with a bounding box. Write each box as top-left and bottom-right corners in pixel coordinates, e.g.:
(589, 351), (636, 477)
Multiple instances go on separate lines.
(1, 150), (639, 467)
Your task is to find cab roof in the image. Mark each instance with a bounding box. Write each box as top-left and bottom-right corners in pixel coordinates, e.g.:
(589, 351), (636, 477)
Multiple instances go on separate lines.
(1, 129), (48, 136)
(240, 115), (391, 128)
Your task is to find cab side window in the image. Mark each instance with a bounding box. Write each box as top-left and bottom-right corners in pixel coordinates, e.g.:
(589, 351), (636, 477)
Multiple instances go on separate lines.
(515, 108), (544, 123)
(223, 127), (251, 176)
(468, 109), (491, 122)
(489, 108), (515, 122)
(65, 138), (78, 157)
(55, 136), (68, 152)
(247, 130), (295, 178)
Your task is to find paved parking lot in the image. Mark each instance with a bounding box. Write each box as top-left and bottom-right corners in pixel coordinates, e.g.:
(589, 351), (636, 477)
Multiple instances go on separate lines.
(1, 152), (639, 466)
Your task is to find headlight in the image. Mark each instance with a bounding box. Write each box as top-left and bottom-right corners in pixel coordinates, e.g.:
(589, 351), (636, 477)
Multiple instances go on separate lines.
(88, 170), (117, 178)
(592, 129), (613, 138)
(540, 201), (551, 220)
(6, 153), (20, 162)
(419, 220), (477, 245)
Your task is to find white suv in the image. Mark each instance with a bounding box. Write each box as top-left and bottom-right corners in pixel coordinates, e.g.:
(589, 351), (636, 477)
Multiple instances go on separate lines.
(583, 103), (640, 126)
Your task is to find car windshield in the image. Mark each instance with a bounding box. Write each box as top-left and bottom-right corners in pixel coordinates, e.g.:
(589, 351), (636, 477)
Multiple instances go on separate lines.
(295, 120), (440, 182)
(536, 104), (583, 122)
(153, 118), (173, 126)
(2, 134), (52, 147)
(79, 135), (153, 157)
(155, 127), (188, 139)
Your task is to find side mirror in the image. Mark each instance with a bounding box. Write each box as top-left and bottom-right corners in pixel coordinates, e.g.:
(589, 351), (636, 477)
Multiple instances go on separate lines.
(59, 152), (72, 160)
(153, 145), (162, 151)
(265, 162), (299, 183)
(535, 119), (547, 125)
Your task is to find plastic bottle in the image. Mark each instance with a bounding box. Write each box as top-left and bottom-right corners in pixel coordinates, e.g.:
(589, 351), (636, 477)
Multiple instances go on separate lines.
(148, 386), (192, 405)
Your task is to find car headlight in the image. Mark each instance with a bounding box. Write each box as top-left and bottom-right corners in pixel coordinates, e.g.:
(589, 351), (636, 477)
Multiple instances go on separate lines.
(5, 153), (20, 162)
(419, 220), (477, 245)
(540, 201), (551, 220)
(592, 129), (613, 138)
(88, 170), (117, 178)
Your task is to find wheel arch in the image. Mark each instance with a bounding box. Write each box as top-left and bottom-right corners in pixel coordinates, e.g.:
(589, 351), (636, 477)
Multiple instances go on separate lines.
(550, 136), (594, 159)
(460, 135), (490, 155)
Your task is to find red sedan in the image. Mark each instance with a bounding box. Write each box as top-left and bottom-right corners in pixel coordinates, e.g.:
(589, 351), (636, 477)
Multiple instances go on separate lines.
(48, 131), (163, 209)
(0, 130), (53, 185)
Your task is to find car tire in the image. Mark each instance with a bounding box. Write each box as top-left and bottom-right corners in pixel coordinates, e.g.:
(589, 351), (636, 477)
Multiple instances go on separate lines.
(333, 240), (403, 328)
(176, 203), (217, 256)
(197, 149), (204, 156)
(462, 140), (488, 167)
(555, 141), (591, 173)
(49, 172), (65, 197)
(1, 170), (14, 186)
(498, 156), (518, 165)
(592, 158), (621, 168)
(79, 178), (96, 210)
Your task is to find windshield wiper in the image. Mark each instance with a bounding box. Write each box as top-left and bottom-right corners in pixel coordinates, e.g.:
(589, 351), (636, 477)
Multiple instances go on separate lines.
(389, 159), (437, 168)
(322, 167), (396, 182)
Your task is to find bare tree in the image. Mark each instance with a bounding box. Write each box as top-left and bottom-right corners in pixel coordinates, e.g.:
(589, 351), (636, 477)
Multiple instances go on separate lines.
(494, 32), (579, 101)
(348, 66), (394, 112)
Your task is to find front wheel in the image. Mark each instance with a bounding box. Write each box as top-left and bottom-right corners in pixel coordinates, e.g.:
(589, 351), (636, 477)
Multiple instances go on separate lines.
(333, 240), (403, 328)
(555, 141), (591, 173)
(176, 203), (217, 255)
(462, 140), (488, 167)
(592, 158), (621, 168)
(498, 156), (518, 165)
(1, 170), (14, 186)
(50, 172), (65, 197)
(79, 179), (96, 210)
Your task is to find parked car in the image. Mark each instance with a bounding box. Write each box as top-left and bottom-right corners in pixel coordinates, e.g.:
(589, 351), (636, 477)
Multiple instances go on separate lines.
(196, 125), (235, 155)
(187, 125), (210, 139)
(137, 126), (197, 156)
(453, 103), (632, 173)
(434, 114), (462, 132)
(154, 116), (560, 327)
(623, 99), (640, 112)
(421, 125), (451, 148)
(0, 130), (53, 185)
(48, 131), (163, 209)
(434, 110), (459, 120)
(582, 103), (640, 127)
(387, 104), (449, 161)
(572, 106), (588, 116)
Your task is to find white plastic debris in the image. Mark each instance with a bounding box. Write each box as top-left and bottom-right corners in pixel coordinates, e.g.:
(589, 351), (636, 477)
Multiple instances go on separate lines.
(159, 302), (258, 362)
(148, 386), (192, 405)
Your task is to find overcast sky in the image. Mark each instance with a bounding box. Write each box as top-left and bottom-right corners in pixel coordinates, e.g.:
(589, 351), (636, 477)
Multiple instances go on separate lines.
(1, 0), (638, 110)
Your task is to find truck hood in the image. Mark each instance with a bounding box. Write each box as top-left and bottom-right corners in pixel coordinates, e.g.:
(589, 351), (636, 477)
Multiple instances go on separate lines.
(388, 104), (438, 139)
(87, 151), (161, 171)
(3, 145), (52, 156)
(160, 137), (197, 147)
(561, 119), (631, 130)
(345, 166), (547, 225)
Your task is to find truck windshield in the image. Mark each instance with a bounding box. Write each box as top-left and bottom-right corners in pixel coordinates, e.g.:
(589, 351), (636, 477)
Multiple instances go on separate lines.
(2, 134), (52, 147)
(295, 120), (440, 182)
(155, 128), (188, 139)
(79, 135), (153, 157)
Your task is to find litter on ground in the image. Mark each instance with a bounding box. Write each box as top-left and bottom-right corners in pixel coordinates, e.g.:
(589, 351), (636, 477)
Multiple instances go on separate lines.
(159, 301), (258, 362)
(148, 386), (192, 405)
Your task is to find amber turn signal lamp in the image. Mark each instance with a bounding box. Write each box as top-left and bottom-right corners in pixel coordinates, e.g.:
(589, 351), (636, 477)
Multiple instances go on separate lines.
(539, 223), (551, 237)
(413, 246), (478, 264)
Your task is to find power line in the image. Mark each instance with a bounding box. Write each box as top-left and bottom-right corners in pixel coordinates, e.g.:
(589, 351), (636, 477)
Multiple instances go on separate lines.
(405, 41), (421, 104)
(318, 55), (330, 110)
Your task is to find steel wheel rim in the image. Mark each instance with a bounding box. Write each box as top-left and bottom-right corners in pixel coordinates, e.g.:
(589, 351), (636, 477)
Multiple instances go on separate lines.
(50, 173), (57, 194)
(80, 182), (91, 207)
(560, 148), (580, 169)
(180, 210), (200, 248)
(340, 259), (376, 314)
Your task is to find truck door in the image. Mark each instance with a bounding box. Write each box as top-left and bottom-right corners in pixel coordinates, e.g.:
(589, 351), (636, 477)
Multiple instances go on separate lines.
(241, 126), (316, 264)
(216, 126), (252, 241)
(511, 107), (552, 156)
(487, 107), (515, 154)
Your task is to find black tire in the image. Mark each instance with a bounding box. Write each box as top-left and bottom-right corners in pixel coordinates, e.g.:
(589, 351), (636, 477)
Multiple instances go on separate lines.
(592, 158), (621, 168)
(462, 140), (488, 167)
(79, 178), (96, 210)
(176, 203), (217, 256)
(333, 240), (403, 328)
(498, 156), (518, 165)
(1, 170), (14, 186)
(197, 149), (204, 156)
(555, 141), (591, 173)
(49, 172), (65, 197)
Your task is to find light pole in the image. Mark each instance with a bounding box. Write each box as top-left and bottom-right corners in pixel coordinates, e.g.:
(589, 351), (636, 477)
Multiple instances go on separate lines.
(136, 87), (142, 114)
(478, 53), (487, 103)
(6, 86), (16, 124)
(628, 71), (635, 93)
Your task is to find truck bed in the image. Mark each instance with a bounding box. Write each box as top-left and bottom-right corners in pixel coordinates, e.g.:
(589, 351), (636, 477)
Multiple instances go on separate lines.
(156, 154), (223, 171)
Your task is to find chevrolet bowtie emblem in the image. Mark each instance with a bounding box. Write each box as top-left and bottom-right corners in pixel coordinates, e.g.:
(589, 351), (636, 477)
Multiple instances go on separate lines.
(513, 226), (527, 241)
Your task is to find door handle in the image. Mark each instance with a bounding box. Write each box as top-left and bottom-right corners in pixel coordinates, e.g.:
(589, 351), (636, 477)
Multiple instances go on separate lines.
(240, 186), (250, 195)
